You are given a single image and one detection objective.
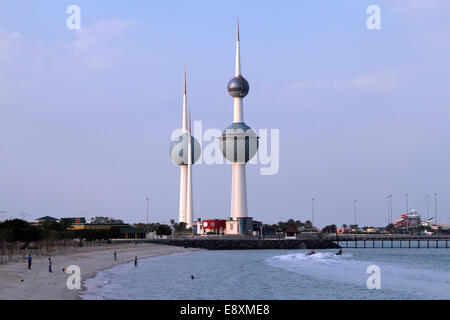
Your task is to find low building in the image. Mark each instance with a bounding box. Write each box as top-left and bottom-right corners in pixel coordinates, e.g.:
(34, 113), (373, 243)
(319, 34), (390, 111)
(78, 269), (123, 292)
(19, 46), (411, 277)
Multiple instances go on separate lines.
(237, 217), (253, 235)
(201, 219), (226, 234)
(192, 221), (203, 235)
(117, 227), (146, 239)
(299, 227), (320, 235)
(60, 217), (86, 230)
(284, 226), (298, 239)
(36, 216), (59, 223)
(193, 217), (259, 236)
(437, 223), (450, 231)
(225, 218), (240, 235)
(252, 220), (263, 237)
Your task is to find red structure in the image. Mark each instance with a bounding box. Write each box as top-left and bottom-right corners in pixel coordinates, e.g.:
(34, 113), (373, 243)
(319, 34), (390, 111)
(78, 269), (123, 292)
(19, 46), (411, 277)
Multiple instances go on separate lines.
(202, 219), (226, 232)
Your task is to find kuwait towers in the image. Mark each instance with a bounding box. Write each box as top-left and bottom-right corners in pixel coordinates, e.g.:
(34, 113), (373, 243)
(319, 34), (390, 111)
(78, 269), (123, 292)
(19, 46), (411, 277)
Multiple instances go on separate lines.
(219, 22), (258, 219)
(169, 70), (201, 228)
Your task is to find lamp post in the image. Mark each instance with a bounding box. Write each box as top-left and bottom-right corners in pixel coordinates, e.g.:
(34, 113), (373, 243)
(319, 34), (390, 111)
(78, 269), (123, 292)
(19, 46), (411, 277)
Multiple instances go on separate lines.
(354, 200), (357, 226)
(426, 195), (429, 220)
(146, 197), (149, 233)
(405, 194), (409, 213)
(387, 195), (392, 225)
(434, 193), (438, 225)
(311, 198), (314, 227)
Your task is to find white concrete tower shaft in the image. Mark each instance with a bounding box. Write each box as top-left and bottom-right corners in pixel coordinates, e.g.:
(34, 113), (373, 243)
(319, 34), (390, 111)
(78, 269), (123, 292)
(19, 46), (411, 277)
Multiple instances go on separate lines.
(186, 108), (194, 228)
(231, 21), (248, 220)
(178, 70), (188, 224)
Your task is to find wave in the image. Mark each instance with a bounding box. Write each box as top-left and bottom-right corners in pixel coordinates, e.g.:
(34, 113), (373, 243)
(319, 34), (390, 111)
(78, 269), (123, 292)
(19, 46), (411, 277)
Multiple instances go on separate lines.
(266, 250), (450, 299)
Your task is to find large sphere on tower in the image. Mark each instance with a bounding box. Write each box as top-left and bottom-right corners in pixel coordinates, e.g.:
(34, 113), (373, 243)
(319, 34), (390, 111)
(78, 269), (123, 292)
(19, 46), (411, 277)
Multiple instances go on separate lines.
(169, 132), (201, 165)
(227, 75), (249, 98)
(219, 122), (258, 163)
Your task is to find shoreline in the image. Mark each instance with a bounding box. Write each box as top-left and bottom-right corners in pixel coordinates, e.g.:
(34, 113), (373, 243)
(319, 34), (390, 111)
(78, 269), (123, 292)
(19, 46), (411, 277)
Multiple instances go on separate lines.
(72, 249), (196, 300)
(0, 243), (199, 300)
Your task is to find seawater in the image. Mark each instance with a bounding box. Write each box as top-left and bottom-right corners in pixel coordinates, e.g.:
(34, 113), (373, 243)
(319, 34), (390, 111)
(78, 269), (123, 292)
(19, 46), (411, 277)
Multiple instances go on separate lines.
(81, 248), (450, 300)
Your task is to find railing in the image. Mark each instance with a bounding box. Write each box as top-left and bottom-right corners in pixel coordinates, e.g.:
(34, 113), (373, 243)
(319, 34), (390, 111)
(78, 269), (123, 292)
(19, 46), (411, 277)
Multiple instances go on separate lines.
(323, 234), (450, 241)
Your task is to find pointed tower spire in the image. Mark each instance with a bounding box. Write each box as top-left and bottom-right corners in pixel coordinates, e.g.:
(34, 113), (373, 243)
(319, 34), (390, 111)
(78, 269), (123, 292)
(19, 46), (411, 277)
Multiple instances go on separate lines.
(237, 17), (240, 41)
(182, 67), (188, 132)
(235, 18), (241, 77)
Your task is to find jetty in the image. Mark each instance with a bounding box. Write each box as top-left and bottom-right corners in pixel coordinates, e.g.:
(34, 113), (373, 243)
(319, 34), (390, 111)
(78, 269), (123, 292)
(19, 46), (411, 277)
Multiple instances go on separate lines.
(323, 234), (450, 249)
(146, 238), (340, 250)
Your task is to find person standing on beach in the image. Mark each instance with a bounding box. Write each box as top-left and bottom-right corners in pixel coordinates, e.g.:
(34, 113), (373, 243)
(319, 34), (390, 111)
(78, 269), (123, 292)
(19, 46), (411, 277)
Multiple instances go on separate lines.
(114, 251), (117, 261)
(27, 254), (32, 270)
(134, 256), (138, 267)
(48, 258), (52, 273)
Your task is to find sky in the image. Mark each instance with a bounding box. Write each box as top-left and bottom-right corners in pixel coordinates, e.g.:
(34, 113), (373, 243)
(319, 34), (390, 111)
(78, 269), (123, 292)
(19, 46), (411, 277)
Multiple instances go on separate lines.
(1, 0), (450, 227)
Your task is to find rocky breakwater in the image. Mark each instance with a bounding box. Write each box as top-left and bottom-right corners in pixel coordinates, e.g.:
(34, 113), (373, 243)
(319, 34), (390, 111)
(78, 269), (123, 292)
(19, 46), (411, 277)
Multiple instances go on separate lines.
(148, 239), (340, 250)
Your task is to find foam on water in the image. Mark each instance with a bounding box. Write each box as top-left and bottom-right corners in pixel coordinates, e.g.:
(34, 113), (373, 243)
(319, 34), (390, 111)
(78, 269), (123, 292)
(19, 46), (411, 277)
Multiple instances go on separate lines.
(266, 250), (450, 299)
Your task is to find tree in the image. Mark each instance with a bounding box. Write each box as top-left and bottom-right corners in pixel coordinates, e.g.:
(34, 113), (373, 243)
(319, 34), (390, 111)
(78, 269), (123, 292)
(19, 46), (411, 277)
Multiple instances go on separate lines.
(385, 223), (395, 233)
(0, 219), (42, 243)
(322, 224), (337, 233)
(304, 220), (313, 229)
(134, 223), (159, 232)
(155, 224), (172, 237)
(175, 222), (187, 233)
(294, 220), (303, 229)
(90, 217), (123, 224)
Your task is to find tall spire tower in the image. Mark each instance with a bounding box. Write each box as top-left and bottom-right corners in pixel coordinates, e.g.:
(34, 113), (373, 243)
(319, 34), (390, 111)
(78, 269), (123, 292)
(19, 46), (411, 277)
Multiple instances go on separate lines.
(220, 21), (258, 220)
(170, 69), (200, 227)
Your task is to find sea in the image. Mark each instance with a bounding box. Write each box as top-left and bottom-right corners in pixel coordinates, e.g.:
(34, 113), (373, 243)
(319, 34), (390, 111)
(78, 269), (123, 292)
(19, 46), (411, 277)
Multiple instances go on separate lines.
(81, 247), (450, 300)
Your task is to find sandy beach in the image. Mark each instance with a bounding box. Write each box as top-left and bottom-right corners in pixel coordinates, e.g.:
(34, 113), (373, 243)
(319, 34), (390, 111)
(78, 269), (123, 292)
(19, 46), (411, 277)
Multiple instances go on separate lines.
(0, 243), (198, 300)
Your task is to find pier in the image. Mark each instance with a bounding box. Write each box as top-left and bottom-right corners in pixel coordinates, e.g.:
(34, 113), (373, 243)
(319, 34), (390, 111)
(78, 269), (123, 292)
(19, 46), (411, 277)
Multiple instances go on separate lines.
(324, 234), (450, 249)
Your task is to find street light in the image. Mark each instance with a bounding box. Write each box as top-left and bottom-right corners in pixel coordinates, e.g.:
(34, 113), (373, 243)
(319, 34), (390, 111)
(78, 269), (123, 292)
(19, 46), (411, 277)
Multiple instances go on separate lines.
(405, 194), (409, 213)
(311, 198), (314, 227)
(426, 195), (429, 220)
(146, 197), (150, 233)
(434, 193), (438, 225)
(354, 200), (357, 226)
(387, 195), (392, 225)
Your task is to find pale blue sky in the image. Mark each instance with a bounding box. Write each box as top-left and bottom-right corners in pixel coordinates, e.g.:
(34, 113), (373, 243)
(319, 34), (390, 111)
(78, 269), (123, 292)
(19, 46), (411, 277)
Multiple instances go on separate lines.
(1, 0), (450, 227)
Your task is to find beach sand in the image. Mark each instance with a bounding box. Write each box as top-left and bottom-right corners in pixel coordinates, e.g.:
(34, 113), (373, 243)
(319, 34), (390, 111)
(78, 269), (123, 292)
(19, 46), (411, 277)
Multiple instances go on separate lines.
(0, 243), (198, 300)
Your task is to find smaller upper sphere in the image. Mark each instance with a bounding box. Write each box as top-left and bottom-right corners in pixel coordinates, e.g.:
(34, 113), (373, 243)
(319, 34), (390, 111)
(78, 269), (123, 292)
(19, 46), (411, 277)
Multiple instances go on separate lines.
(227, 75), (249, 98)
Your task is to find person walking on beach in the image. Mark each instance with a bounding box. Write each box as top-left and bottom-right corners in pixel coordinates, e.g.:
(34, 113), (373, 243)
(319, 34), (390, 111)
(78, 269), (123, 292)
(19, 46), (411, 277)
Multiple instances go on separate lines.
(114, 251), (117, 261)
(27, 254), (32, 270)
(48, 258), (52, 273)
(134, 256), (138, 267)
